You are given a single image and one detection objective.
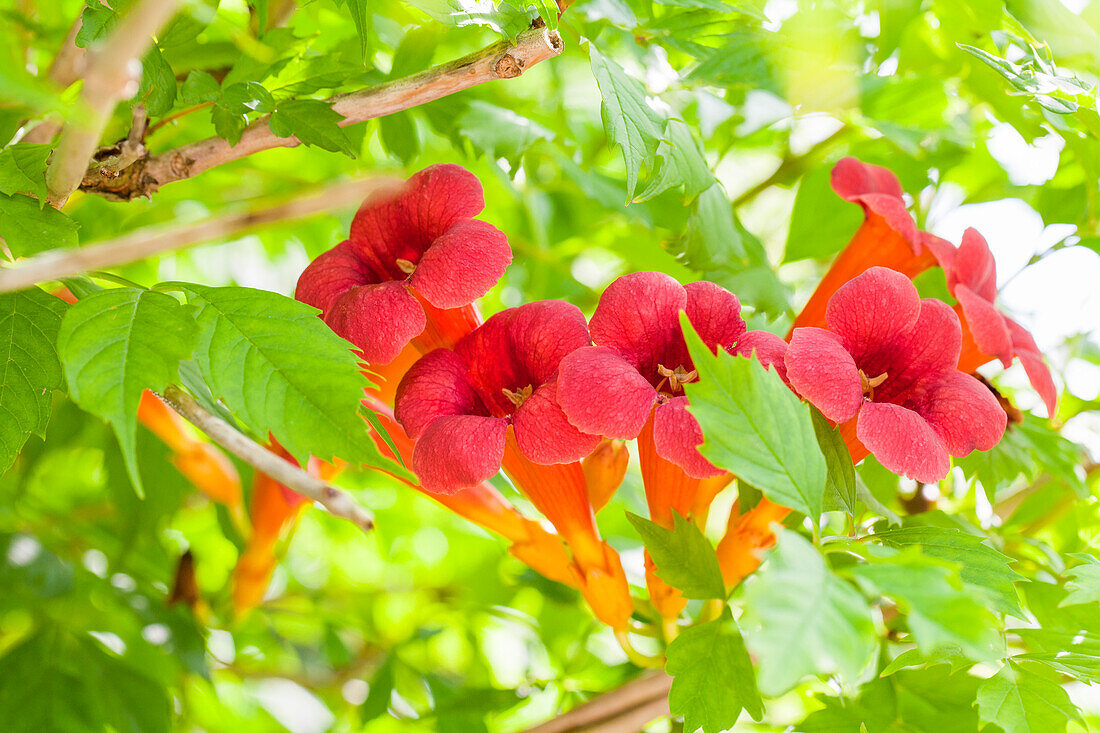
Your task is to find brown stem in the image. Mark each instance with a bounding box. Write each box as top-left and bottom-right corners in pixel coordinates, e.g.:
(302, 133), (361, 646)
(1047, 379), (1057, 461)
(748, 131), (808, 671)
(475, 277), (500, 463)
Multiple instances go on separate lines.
(158, 387), (375, 533)
(79, 26), (564, 201)
(0, 175), (400, 293)
(523, 672), (672, 733)
(19, 15), (87, 145)
(45, 0), (182, 207)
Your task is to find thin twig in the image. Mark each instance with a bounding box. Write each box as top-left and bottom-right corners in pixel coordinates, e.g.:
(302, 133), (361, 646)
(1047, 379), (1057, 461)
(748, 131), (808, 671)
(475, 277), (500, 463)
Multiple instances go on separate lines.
(159, 386), (375, 533)
(79, 26), (564, 201)
(45, 0), (181, 207)
(523, 672), (673, 733)
(0, 176), (401, 293)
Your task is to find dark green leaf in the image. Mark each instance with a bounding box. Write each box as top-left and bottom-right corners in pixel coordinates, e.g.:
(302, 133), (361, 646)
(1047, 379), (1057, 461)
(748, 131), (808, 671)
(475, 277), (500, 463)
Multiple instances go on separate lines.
(0, 194), (79, 257)
(179, 71), (221, 105)
(626, 511), (725, 600)
(783, 166), (863, 263)
(635, 118), (715, 203)
(137, 44), (177, 117)
(0, 143), (51, 202)
(269, 99), (357, 157)
(811, 407), (856, 514)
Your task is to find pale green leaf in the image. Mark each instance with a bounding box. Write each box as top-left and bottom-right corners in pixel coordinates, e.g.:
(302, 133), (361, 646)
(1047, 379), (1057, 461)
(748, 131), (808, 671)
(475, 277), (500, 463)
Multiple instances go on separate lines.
(976, 661), (1083, 733)
(812, 407), (856, 515)
(0, 194), (79, 257)
(1061, 555), (1100, 606)
(635, 118), (715, 203)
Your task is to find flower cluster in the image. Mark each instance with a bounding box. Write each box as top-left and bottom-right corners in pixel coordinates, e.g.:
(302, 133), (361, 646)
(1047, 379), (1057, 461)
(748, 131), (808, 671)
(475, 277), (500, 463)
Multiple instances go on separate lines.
(284, 160), (1055, 629)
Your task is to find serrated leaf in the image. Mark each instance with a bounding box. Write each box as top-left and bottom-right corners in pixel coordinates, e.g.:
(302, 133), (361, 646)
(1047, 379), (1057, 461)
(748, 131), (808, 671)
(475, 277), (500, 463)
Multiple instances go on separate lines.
(532, 0), (559, 29)
(269, 99), (357, 157)
(179, 285), (394, 471)
(976, 661), (1083, 733)
(812, 407), (856, 514)
(589, 43), (664, 199)
(626, 511), (725, 599)
(57, 288), (197, 497)
(407, 0), (533, 43)
(1061, 555), (1100, 606)
(0, 288), (67, 472)
(75, 1), (117, 48)
(0, 143), (51, 202)
(179, 71), (220, 105)
(342, 0), (369, 57)
(666, 611), (763, 731)
(635, 118), (715, 203)
(212, 82), (276, 146)
(0, 194), (79, 257)
(740, 530), (876, 695)
(137, 43), (176, 117)
(683, 319), (826, 518)
(868, 526), (1024, 617)
(1016, 628), (1100, 684)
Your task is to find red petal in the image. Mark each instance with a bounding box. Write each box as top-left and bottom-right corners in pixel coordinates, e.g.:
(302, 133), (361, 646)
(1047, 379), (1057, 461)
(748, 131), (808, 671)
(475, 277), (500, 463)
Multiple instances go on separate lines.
(394, 348), (484, 439)
(684, 280), (745, 352)
(589, 271), (688, 372)
(732, 330), (789, 384)
(921, 232), (957, 273)
(915, 371), (1007, 456)
(956, 285), (1013, 367)
(456, 300), (591, 415)
(349, 164), (487, 277)
(1007, 318), (1059, 417)
(785, 327), (863, 423)
(295, 240), (375, 314)
(874, 297), (962, 401)
(410, 219), (511, 309)
(513, 378), (602, 464)
(954, 228), (998, 301)
(653, 396), (723, 478)
(325, 281), (425, 365)
(826, 266), (921, 363)
(411, 415), (507, 494)
(856, 401), (950, 483)
(557, 346), (657, 438)
(830, 157), (920, 254)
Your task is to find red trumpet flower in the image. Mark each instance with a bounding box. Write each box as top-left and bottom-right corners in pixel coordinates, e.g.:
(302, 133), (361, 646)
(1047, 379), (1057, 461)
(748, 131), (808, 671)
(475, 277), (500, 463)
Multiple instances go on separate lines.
(785, 267), (1007, 483)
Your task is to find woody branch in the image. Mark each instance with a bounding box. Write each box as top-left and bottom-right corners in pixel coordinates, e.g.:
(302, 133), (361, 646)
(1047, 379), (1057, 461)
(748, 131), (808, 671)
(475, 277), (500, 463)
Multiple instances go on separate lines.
(81, 26), (564, 201)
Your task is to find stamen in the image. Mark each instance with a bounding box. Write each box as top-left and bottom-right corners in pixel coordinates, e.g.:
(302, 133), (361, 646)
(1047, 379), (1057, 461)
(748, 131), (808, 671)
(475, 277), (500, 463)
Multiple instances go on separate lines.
(859, 370), (888, 400)
(395, 258), (416, 274)
(502, 384), (534, 408)
(656, 363), (699, 395)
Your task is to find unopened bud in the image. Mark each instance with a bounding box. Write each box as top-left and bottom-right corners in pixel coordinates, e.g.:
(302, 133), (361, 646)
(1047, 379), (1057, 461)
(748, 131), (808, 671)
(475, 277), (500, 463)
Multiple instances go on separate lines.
(582, 439), (629, 512)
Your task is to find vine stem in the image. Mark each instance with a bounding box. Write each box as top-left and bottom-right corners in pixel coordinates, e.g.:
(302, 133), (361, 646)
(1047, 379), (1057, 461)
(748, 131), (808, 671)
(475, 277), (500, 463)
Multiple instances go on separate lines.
(80, 26), (564, 201)
(0, 175), (400, 294)
(157, 386), (375, 533)
(45, 0), (182, 207)
(523, 671), (673, 733)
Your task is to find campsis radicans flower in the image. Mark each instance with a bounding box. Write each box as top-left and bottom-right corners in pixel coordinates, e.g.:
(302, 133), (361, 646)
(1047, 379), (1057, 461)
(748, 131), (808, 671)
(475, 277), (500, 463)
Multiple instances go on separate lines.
(394, 300), (631, 627)
(295, 164), (511, 367)
(791, 157), (937, 333)
(556, 271), (786, 618)
(785, 266), (1008, 483)
(923, 228), (1058, 416)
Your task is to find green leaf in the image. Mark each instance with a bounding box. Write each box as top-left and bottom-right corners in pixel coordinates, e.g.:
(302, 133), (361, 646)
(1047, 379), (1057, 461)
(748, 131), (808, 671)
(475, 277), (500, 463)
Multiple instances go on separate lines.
(457, 101), (552, 169)
(179, 284), (392, 470)
(626, 511), (725, 600)
(269, 99), (357, 157)
(342, 0), (370, 58)
(0, 143), (51, 202)
(0, 288), (67, 472)
(212, 82), (276, 146)
(0, 194), (79, 257)
(868, 526), (1024, 617)
(179, 71), (221, 105)
(783, 166), (863, 263)
(137, 44), (176, 117)
(1061, 555), (1100, 606)
(635, 118), (715, 203)
(1016, 628), (1100, 684)
(407, 0), (533, 43)
(532, 0), (559, 29)
(75, 1), (117, 48)
(811, 407), (856, 514)
(683, 319), (826, 518)
(666, 611), (763, 731)
(57, 288), (196, 497)
(589, 43), (664, 199)
(740, 530), (876, 695)
(976, 661), (1083, 733)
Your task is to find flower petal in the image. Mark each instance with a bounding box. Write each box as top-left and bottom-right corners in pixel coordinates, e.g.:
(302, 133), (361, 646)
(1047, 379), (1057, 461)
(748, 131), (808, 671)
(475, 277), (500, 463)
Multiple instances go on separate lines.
(855, 401), (950, 483)
(732, 330), (789, 384)
(394, 348), (484, 439)
(954, 228), (998, 301)
(684, 280), (745, 352)
(921, 232), (957, 273)
(653, 396), (723, 478)
(785, 327), (863, 424)
(825, 266), (922, 363)
(589, 271), (688, 373)
(914, 371), (1007, 456)
(955, 284), (1013, 368)
(325, 281), (425, 365)
(1007, 318), (1059, 417)
(411, 415), (507, 494)
(410, 219), (512, 309)
(557, 346), (657, 438)
(513, 378), (602, 464)
(830, 157), (920, 253)
(875, 297), (962, 401)
(295, 240), (375, 314)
